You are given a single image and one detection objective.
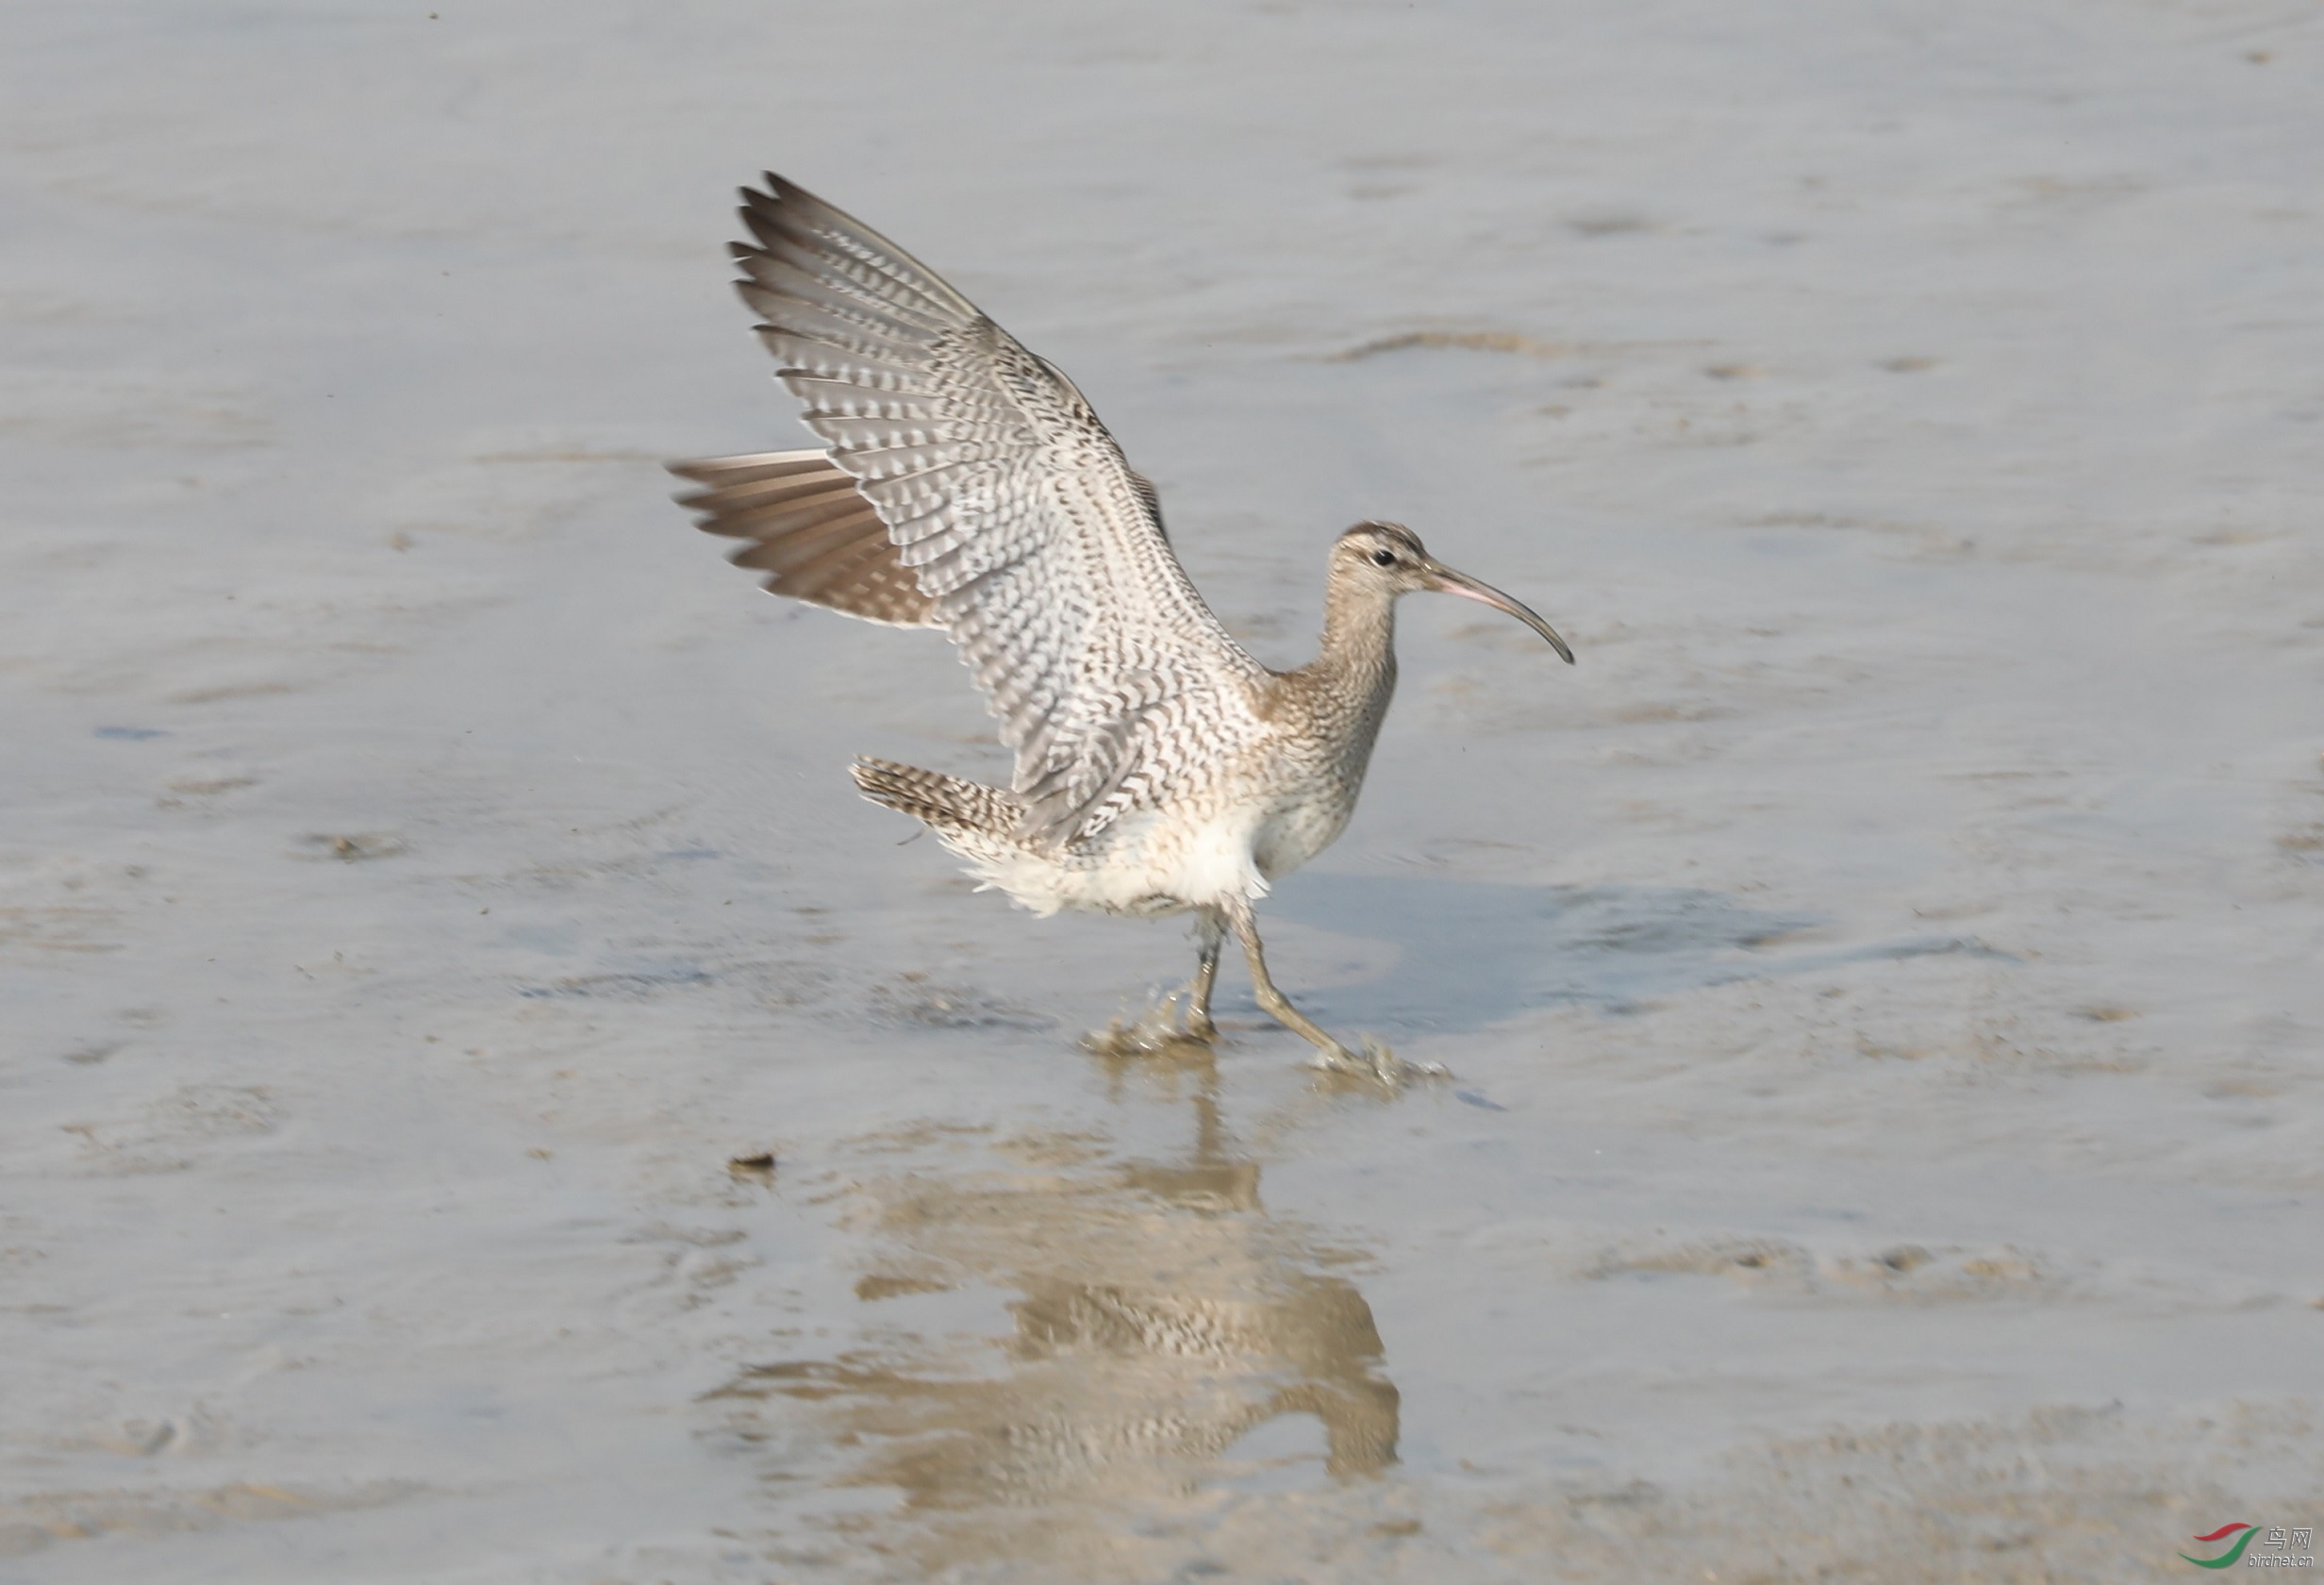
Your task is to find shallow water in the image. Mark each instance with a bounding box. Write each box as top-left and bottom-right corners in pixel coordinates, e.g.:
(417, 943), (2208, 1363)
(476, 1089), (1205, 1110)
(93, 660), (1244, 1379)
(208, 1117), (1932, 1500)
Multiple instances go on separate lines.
(4, 0), (2322, 1578)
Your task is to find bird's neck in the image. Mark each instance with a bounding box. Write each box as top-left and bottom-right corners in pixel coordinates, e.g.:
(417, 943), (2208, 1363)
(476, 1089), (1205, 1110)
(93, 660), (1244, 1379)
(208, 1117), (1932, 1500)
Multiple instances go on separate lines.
(1316, 578), (1399, 692)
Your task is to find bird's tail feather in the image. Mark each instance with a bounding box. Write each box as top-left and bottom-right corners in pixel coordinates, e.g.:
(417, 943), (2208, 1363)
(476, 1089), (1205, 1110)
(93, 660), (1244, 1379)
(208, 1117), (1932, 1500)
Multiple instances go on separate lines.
(851, 758), (1021, 841)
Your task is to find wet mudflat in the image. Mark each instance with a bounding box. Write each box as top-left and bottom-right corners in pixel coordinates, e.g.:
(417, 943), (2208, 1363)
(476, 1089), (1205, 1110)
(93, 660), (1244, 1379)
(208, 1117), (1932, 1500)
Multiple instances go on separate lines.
(3, 1), (2322, 1579)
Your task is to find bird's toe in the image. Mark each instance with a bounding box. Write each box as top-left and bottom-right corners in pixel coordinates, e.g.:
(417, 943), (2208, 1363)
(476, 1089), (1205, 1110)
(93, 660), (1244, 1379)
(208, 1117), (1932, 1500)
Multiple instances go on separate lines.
(1305, 1040), (1450, 1089)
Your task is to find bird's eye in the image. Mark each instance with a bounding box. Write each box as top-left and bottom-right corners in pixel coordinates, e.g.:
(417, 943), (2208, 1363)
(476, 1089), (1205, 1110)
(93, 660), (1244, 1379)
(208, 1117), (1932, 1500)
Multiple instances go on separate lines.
(1369, 548), (1397, 568)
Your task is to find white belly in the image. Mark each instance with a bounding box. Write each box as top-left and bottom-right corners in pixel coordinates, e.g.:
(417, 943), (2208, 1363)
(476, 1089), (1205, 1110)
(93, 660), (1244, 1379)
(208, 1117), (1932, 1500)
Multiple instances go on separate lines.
(938, 775), (1357, 920)
(954, 801), (1260, 918)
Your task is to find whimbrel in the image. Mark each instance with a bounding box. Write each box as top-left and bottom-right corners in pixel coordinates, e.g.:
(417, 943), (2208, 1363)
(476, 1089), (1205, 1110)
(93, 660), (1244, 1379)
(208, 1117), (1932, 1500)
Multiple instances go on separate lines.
(671, 175), (1572, 1080)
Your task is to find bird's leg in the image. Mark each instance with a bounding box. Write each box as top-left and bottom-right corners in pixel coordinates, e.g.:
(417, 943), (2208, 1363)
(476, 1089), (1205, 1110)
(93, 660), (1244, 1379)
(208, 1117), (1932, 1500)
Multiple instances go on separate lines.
(1183, 908), (1225, 1042)
(1219, 895), (1401, 1081)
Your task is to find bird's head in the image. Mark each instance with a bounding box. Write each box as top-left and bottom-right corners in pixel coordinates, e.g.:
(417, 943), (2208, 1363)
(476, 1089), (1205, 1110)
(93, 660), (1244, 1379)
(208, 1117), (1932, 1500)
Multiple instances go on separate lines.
(1332, 522), (1574, 662)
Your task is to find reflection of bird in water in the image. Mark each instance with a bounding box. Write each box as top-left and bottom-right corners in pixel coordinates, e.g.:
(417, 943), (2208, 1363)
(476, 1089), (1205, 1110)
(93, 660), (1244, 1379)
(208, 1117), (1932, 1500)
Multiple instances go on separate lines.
(671, 175), (1572, 1080)
(709, 1056), (1398, 1539)
(1002, 1084), (1400, 1485)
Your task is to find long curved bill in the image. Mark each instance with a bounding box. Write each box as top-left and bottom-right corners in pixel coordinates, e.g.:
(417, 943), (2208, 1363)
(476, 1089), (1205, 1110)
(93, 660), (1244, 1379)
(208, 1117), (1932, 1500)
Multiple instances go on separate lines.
(1422, 560), (1575, 663)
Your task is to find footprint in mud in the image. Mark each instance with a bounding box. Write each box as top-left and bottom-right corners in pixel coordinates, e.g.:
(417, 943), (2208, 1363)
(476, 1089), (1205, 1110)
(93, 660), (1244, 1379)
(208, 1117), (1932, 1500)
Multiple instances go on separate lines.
(865, 976), (1052, 1031)
(290, 832), (405, 862)
(62, 1084), (279, 1176)
(1578, 1234), (2058, 1301)
(0, 1478), (423, 1558)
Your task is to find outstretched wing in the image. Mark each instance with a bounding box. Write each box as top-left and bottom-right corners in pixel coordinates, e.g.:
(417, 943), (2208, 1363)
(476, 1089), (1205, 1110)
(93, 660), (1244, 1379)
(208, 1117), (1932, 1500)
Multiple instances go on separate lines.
(670, 449), (940, 628)
(668, 448), (1172, 632)
(724, 174), (1266, 844)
